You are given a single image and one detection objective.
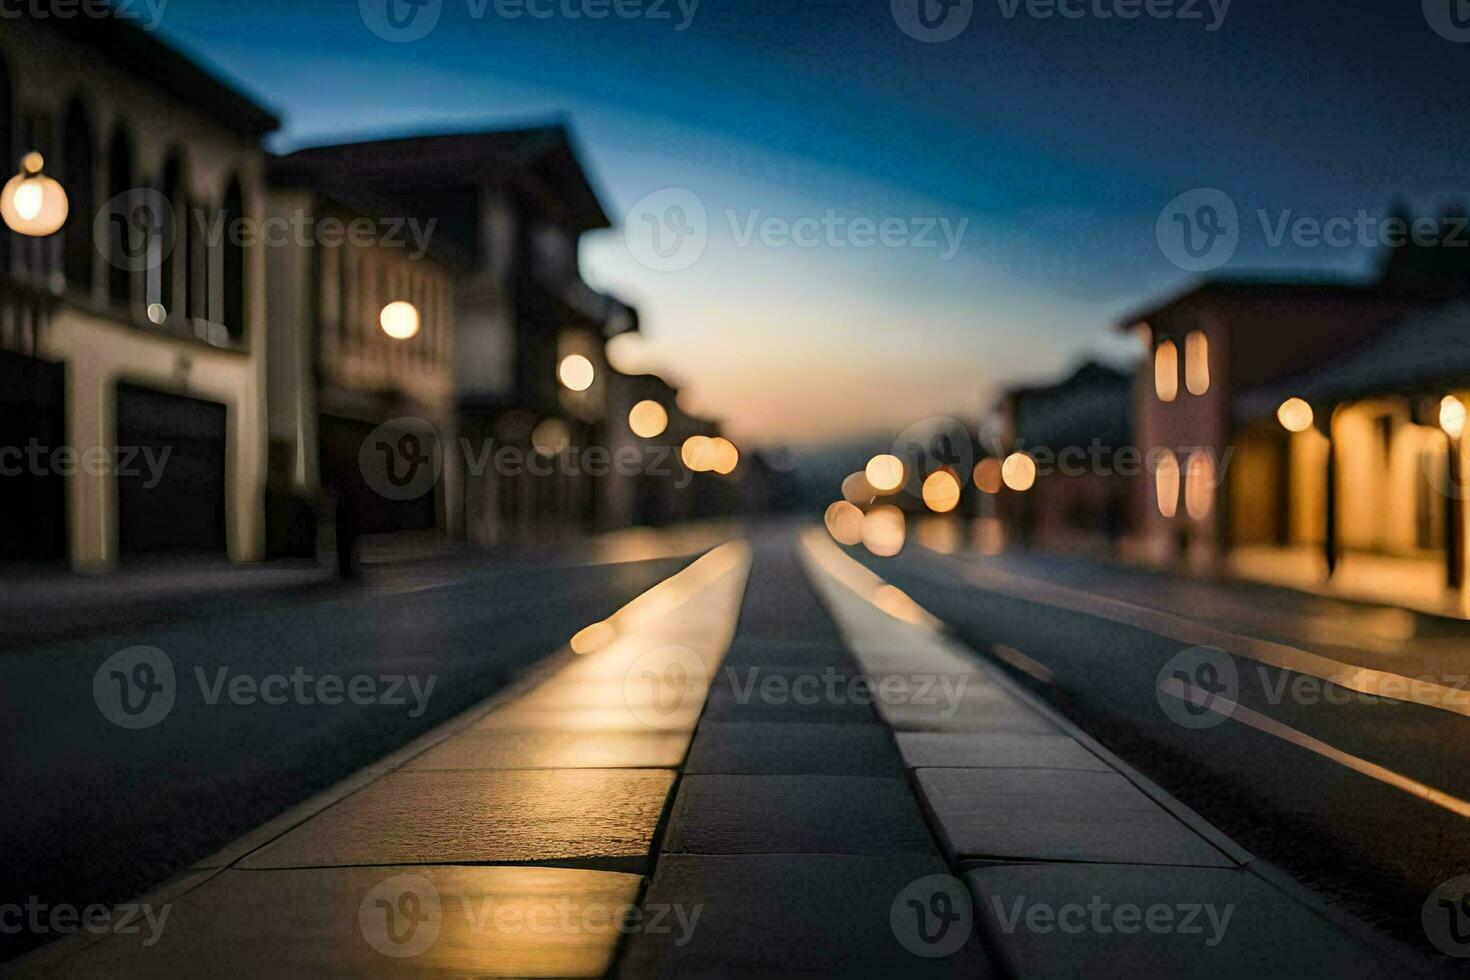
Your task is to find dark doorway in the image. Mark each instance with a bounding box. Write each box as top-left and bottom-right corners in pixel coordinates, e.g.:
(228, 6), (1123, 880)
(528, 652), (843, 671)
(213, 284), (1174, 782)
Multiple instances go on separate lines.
(116, 384), (227, 555)
(0, 351), (67, 563)
(319, 415), (438, 534)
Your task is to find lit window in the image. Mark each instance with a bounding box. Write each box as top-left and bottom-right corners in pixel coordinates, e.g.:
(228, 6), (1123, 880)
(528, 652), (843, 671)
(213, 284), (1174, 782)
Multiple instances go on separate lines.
(1184, 330), (1209, 395)
(1185, 452), (1214, 520)
(1155, 450), (1180, 518)
(1154, 341), (1178, 402)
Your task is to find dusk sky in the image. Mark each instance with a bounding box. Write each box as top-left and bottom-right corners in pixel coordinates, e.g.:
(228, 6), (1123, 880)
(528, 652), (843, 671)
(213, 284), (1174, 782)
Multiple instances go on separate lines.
(156, 0), (1470, 446)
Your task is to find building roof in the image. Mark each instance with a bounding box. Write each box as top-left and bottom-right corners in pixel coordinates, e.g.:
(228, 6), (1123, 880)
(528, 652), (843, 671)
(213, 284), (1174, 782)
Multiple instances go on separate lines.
(273, 124), (612, 250)
(1234, 298), (1470, 421)
(34, 9), (279, 137)
(1114, 274), (1382, 332)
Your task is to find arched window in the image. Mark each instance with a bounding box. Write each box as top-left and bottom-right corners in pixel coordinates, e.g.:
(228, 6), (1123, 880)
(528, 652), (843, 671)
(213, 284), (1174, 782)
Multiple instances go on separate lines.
(1154, 340), (1179, 402)
(1184, 330), (1210, 396)
(0, 49), (13, 272)
(61, 97), (94, 293)
(105, 126), (133, 309)
(157, 151), (184, 323)
(221, 176), (245, 339)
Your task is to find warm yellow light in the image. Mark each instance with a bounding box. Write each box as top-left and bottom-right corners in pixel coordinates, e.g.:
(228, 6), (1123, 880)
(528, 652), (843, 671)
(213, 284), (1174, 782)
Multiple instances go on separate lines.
(531, 418), (570, 456)
(1154, 340), (1179, 402)
(379, 300), (420, 339)
(824, 500), (864, 546)
(1184, 451), (1215, 521)
(710, 437), (739, 475)
(1156, 450), (1180, 518)
(628, 399), (668, 438)
(570, 621), (615, 655)
(1, 152), (69, 237)
(681, 435), (714, 472)
(865, 454), (904, 493)
(972, 458), (1002, 494)
(558, 353), (595, 391)
(921, 470), (961, 513)
(861, 504), (906, 557)
(1277, 397), (1313, 433)
(1001, 452), (1036, 492)
(1440, 395), (1466, 439)
(1184, 330), (1210, 396)
(841, 472), (875, 507)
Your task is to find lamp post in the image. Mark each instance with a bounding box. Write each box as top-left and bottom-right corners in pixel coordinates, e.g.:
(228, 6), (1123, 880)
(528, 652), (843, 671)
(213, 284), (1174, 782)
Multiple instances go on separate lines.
(1, 153), (68, 237)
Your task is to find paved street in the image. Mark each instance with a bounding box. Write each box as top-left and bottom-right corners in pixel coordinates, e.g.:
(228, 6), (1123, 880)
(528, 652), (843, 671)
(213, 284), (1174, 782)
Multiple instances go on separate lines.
(0, 540), (710, 964)
(11, 527), (1434, 977)
(855, 536), (1470, 948)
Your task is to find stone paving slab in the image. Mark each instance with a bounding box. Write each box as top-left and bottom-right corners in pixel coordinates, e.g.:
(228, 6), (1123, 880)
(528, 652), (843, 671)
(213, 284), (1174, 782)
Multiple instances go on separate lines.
(238, 769), (676, 871)
(878, 684), (1057, 734)
(44, 865), (642, 979)
(896, 732), (1111, 772)
(915, 768), (1234, 867)
(963, 862), (1400, 979)
(663, 774), (935, 855)
(701, 683), (881, 725)
(404, 730), (691, 770)
(616, 853), (994, 978)
(684, 721), (904, 777)
(474, 702), (705, 733)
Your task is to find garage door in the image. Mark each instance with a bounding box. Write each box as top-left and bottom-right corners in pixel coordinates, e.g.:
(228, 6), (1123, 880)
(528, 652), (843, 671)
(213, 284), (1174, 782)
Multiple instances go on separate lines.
(116, 384), (227, 555)
(0, 350), (67, 562)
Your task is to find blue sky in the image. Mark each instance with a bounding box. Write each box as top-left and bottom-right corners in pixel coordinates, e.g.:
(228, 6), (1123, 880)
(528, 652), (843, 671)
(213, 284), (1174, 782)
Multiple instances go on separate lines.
(155, 0), (1470, 445)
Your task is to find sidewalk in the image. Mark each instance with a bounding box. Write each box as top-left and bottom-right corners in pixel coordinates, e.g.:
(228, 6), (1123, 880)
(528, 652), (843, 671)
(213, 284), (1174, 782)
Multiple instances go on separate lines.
(14, 530), (1426, 977)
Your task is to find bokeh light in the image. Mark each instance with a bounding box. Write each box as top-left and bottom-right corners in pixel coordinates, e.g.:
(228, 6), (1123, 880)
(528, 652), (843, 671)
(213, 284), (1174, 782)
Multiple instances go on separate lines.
(865, 454), (904, 493)
(570, 621), (615, 654)
(681, 435), (714, 471)
(972, 458), (1001, 494)
(1440, 395), (1465, 439)
(628, 399), (669, 438)
(558, 353), (595, 391)
(1001, 452), (1036, 492)
(1156, 449), (1180, 518)
(861, 504), (905, 557)
(841, 471), (876, 507)
(1277, 397), (1313, 433)
(824, 500), (864, 545)
(531, 417), (571, 456)
(921, 470), (961, 513)
(379, 300), (420, 339)
(710, 437), (739, 474)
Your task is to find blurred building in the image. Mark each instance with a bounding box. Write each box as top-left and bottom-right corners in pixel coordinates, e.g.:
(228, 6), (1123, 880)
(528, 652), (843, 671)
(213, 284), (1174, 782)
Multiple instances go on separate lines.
(0, 14), (277, 569)
(991, 360), (1135, 555)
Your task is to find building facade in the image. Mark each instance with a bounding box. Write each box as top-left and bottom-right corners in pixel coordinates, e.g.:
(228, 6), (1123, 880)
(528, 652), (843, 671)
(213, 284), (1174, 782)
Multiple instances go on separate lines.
(0, 14), (277, 569)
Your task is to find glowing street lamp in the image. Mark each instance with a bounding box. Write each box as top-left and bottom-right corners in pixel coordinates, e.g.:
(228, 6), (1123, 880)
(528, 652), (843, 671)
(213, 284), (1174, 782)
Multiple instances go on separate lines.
(1, 152), (68, 237)
(379, 300), (420, 339)
(559, 353), (595, 391)
(1440, 395), (1466, 440)
(1277, 397), (1313, 433)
